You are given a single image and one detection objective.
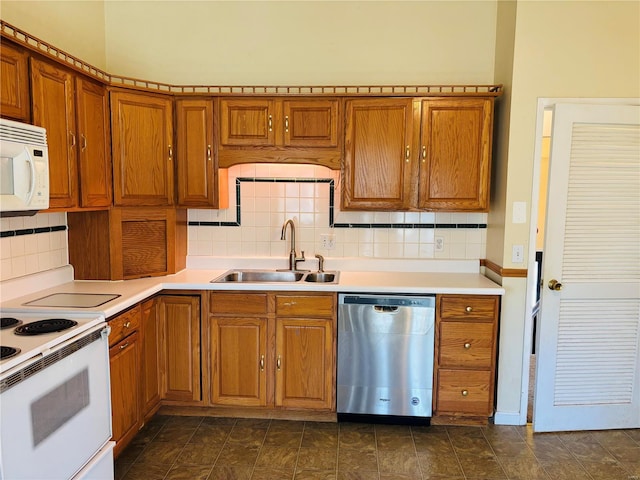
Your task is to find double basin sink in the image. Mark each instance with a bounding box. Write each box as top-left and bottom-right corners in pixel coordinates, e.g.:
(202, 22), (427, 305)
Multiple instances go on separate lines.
(211, 269), (339, 284)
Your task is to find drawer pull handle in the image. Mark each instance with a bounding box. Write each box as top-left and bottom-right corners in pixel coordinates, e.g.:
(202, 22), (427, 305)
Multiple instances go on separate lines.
(268, 115), (273, 132)
(464, 343), (471, 349)
(461, 390), (469, 397)
(276, 355), (281, 370)
(285, 115), (289, 133)
(259, 354), (265, 372)
(123, 321), (131, 329)
(120, 342), (129, 350)
(465, 306), (473, 313)
(405, 145), (410, 163)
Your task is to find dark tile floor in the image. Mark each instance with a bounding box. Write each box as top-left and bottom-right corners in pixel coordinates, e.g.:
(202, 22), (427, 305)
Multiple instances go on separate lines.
(115, 415), (640, 480)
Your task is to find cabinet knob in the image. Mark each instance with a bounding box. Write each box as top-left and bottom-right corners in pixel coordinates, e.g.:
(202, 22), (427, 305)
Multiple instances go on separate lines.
(464, 343), (471, 349)
(123, 321), (131, 329)
(461, 390), (469, 397)
(465, 306), (473, 313)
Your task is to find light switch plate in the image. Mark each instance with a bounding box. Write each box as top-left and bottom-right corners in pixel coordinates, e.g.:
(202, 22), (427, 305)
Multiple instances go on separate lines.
(513, 201), (527, 224)
(512, 245), (524, 263)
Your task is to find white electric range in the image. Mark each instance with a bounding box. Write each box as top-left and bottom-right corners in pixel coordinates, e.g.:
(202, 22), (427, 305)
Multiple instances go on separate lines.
(0, 310), (114, 480)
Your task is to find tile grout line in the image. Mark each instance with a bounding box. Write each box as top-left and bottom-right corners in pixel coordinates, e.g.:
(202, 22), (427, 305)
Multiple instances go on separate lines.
(444, 427), (470, 480)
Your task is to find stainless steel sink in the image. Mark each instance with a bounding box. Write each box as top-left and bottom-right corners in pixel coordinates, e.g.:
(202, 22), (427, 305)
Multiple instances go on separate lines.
(212, 270), (305, 283)
(210, 269), (339, 284)
(304, 272), (338, 283)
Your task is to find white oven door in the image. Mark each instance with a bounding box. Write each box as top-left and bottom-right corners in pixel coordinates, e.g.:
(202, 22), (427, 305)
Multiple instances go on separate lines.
(0, 324), (112, 480)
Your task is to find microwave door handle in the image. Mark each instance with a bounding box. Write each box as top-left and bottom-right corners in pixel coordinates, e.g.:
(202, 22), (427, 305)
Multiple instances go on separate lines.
(24, 147), (36, 205)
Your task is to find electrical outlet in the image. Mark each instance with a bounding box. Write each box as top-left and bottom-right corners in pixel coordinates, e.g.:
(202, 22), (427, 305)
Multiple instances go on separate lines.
(321, 233), (335, 250)
(512, 245), (524, 263)
(435, 236), (444, 252)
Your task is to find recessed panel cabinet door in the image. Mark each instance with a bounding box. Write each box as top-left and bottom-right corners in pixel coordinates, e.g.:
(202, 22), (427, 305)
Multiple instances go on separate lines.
(30, 58), (78, 209)
(418, 98), (492, 211)
(210, 317), (268, 407)
(109, 332), (141, 458)
(158, 295), (201, 403)
(0, 42), (30, 121)
(140, 299), (160, 420)
(283, 99), (338, 147)
(275, 318), (334, 409)
(110, 91), (174, 206)
(76, 78), (112, 208)
(343, 98), (417, 210)
(220, 98), (275, 146)
(175, 98), (217, 207)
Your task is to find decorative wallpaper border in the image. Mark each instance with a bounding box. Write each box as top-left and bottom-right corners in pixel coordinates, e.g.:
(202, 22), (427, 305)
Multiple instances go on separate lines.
(0, 225), (67, 238)
(187, 177), (487, 230)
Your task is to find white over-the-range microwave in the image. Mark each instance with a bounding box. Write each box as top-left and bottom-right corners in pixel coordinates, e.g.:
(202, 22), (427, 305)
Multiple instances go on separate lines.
(0, 118), (49, 216)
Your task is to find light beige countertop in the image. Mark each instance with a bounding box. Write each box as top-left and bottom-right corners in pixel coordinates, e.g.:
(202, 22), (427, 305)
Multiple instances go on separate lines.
(0, 263), (504, 319)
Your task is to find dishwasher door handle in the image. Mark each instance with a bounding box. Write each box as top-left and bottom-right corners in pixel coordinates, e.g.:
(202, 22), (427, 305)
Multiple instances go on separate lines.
(373, 305), (399, 313)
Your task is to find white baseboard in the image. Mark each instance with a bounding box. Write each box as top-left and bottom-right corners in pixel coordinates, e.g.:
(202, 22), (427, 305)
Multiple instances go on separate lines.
(493, 411), (526, 426)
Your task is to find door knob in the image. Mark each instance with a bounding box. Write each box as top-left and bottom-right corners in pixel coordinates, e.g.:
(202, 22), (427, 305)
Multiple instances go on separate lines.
(548, 279), (563, 291)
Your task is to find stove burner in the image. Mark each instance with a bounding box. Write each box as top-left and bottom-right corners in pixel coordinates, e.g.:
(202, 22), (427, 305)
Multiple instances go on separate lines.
(14, 319), (78, 336)
(1, 346), (21, 360)
(1, 317), (22, 330)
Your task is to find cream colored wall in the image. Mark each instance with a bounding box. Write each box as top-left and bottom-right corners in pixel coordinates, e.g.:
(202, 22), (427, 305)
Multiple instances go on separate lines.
(103, 1), (497, 85)
(493, 0), (640, 422)
(0, 1), (106, 69)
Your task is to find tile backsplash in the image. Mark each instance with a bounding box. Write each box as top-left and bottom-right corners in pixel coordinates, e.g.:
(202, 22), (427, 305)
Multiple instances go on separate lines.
(0, 164), (487, 283)
(0, 212), (69, 282)
(188, 164), (487, 262)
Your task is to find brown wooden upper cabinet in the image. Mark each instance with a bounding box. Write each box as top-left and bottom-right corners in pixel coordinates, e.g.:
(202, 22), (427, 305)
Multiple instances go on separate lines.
(0, 41), (30, 122)
(343, 97), (494, 212)
(217, 98), (341, 169)
(175, 98), (224, 208)
(110, 90), (174, 206)
(31, 58), (112, 209)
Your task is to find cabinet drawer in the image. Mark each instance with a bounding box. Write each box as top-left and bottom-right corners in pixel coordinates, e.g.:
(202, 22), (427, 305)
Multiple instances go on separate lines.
(438, 322), (494, 368)
(439, 295), (497, 320)
(210, 292), (268, 316)
(275, 294), (335, 317)
(436, 369), (493, 416)
(109, 305), (141, 346)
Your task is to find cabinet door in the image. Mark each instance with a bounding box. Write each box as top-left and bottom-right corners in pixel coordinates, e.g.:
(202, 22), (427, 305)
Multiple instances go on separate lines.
(110, 91), (174, 206)
(175, 98), (217, 207)
(275, 318), (334, 410)
(76, 78), (112, 208)
(140, 298), (161, 420)
(418, 98), (492, 211)
(219, 98), (275, 146)
(343, 98), (418, 210)
(210, 317), (268, 406)
(109, 332), (141, 457)
(158, 295), (201, 402)
(0, 42), (30, 121)
(30, 58), (78, 209)
(283, 99), (338, 147)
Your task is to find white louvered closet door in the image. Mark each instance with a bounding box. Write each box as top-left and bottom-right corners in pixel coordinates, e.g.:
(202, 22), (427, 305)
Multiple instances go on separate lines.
(534, 103), (640, 432)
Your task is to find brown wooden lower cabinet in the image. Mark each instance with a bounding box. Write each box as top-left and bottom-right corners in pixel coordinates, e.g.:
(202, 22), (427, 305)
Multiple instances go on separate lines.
(433, 294), (500, 423)
(157, 295), (202, 403)
(209, 291), (336, 411)
(108, 306), (142, 458)
(140, 298), (161, 421)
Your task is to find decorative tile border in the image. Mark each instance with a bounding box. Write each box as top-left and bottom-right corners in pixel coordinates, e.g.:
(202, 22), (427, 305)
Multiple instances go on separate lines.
(186, 177), (487, 230)
(0, 225), (67, 238)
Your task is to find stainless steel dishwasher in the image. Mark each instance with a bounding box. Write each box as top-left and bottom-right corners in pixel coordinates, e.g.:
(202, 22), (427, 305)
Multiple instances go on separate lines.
(337, 294), (435, 421)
